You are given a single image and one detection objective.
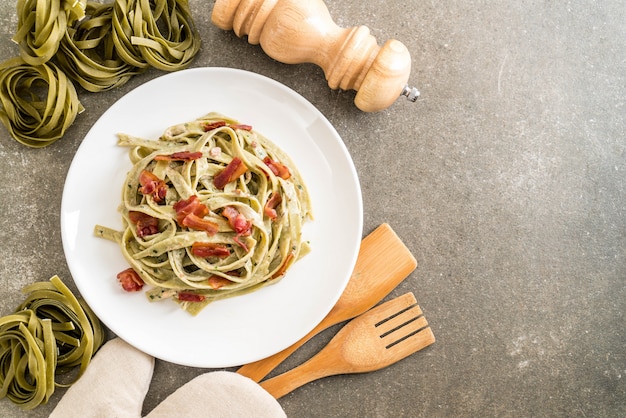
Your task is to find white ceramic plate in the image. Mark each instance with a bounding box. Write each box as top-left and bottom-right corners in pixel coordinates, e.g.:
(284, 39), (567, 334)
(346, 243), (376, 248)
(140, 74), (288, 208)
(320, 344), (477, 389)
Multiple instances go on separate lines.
(61, 68), (362, 368)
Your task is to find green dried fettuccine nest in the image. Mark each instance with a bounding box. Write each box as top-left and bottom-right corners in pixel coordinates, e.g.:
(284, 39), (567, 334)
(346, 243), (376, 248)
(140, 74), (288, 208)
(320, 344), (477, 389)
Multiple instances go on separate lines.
(0, 57), (84, 148)
(112, 0), (201, 71)
(2, 0), (201, 147)
(56, 0), (201, 91)
(56, 2), (145, 92)
(0, 275), (105, 410)
(12, 0), (87, 66)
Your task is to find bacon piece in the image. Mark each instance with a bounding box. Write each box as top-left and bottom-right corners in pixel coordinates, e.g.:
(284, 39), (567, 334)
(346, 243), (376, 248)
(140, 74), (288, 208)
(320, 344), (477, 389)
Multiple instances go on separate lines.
(221, 206), (253, 252)
(207, 270), (240, 289)
(207, 275), (234, 290)
(271, 252), (295, 280)
(213, 157), (248, 189)
(173, 196), (217, 234)
(263, 157), (291, 179)
(222, 206), (252, 235)
(229, 124), (253, 131)
(139, 170), (168, 202)
(202, 121), (227, 132)
(182, 213), (219, 235)
(154, 151), (203, 161)
(117, 268), (144, 292)
(128, 211), (159, 238)
(264, 193), (282, 220)
(173, 195), (209, 225)
(191, 242), (230, 258)
(177, 292), (206, 302)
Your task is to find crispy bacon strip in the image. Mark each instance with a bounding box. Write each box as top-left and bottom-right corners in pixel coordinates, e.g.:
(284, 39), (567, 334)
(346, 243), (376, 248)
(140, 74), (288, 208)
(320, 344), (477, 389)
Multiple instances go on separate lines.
(207, 275), (234, 290)
(138, 170), (168, 202)
(207, 270), (240, 289)
(222, 206), (252, 235)
(182, 213), (219, 235)
(173, 195), (209, 225)
(221, 206), (252, 252)
(191, 242), (230, 258)
(263, 157), (291, 179)
(154, 151), (203, 161)
(117, 268), (144, 292)
(128, 211), (159, 238)
(173, 196), (217, 234)
(177, 292), (206, 302)
(264, 192), (282, 220)
(202, 121), (227, 132)
(213, 157), (248, 189)
(229, 124), (253, 131)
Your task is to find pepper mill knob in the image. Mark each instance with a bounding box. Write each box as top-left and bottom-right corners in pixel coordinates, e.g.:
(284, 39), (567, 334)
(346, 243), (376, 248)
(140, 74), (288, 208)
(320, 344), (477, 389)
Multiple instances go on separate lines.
(212, 0), (419, 112)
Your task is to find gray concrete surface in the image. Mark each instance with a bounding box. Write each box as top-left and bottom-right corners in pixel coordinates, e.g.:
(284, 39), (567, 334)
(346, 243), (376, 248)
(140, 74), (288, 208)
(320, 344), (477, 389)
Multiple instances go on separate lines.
(0, 0), (624, 417)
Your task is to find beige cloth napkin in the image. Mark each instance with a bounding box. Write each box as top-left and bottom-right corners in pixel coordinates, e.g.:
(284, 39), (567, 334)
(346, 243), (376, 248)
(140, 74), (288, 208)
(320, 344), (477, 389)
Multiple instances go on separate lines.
(50, 338), (286, 418)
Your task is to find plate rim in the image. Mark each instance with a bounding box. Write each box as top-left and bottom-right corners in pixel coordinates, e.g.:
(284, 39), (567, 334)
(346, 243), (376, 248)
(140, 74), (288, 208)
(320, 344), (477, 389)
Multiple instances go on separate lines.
(60, 67), (363, 367)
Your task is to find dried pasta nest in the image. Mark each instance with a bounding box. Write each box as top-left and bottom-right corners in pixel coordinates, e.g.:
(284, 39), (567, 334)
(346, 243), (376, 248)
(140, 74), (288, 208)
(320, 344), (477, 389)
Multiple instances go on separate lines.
(111, 0), (201, 71)
(0, 275), (105, 410)
(12, 0), (87, 66)
(0, 0), (201, 146)
(0, 57), (84, 148)
(55, 2), (145, 92)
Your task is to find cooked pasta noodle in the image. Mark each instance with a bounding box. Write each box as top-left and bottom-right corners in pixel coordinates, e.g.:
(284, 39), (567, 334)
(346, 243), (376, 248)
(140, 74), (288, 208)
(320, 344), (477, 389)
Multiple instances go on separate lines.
(95, 112), (312, 315)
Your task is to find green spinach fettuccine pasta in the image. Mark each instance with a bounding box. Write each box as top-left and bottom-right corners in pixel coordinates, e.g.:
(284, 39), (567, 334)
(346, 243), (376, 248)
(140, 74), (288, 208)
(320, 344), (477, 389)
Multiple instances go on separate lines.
(111, 0), (201, 71)
(0, 57), (84, 148)
(0, 0), (201, 146)
(0, 275), (104, 410)
(95, 112), (313, 315)
(12, 0), (87, 66)
(55, 1), (145, 92)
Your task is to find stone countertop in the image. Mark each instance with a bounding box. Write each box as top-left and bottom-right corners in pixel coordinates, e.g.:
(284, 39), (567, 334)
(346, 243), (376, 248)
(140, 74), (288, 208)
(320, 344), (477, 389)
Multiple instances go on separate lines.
(0, 0), (624, 417)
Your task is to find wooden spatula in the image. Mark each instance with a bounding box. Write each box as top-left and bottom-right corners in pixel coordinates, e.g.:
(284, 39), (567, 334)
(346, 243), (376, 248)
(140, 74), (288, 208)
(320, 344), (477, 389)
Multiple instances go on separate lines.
(260, 292), (435, 399)
(237, 223), (417, 381)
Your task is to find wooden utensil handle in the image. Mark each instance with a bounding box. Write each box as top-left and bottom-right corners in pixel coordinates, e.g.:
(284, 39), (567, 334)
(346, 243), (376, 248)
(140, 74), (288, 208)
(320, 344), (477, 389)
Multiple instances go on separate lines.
(212, 0), (417, 111)
(236, 223), (417, 382)
(259, 340), (342, 399)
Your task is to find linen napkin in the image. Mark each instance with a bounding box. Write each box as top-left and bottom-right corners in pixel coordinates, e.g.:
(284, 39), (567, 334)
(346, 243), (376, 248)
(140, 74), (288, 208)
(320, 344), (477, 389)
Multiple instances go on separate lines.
(49, 338), (286, 418)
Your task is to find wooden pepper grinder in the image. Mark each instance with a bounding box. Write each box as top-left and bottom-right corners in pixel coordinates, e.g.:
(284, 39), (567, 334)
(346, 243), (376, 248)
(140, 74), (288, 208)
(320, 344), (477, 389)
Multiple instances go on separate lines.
(212, 0), (419, 112)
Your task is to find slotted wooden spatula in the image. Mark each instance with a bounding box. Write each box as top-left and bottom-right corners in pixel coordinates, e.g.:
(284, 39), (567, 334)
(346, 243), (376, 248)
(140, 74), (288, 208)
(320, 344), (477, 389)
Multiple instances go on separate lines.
(260, 292), (435, 399)
(237, 223), (417, 381)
